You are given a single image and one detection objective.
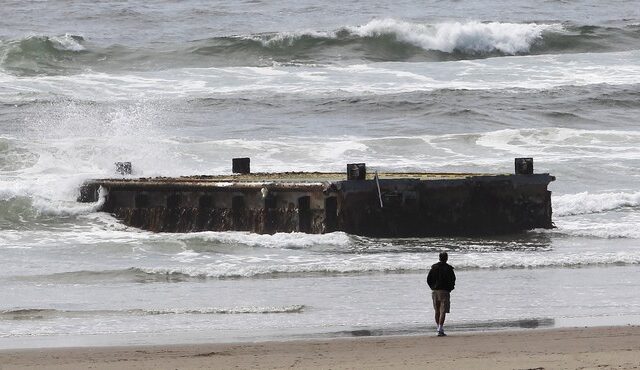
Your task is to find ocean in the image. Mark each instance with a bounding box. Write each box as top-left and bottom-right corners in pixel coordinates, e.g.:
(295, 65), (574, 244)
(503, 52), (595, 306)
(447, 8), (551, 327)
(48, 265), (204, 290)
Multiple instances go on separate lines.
(1, 0), (639, 348)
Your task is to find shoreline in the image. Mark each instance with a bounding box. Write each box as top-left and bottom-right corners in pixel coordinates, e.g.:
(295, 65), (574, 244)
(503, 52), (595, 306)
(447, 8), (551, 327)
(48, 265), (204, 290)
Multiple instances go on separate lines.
(1, 325), (638, 369)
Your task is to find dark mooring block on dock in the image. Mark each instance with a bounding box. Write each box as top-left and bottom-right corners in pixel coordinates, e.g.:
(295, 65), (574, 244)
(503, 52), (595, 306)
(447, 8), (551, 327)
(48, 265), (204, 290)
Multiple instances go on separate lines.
(515, 157), (534, 175)
(347, 163), (366, 180)
(77, 161), (556, 237)
(232, 157), (250, 174)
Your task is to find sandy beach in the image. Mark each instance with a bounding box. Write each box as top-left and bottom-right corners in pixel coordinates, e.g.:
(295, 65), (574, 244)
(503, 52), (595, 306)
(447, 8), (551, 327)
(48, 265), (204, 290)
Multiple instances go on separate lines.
(1, 326), (638, 369)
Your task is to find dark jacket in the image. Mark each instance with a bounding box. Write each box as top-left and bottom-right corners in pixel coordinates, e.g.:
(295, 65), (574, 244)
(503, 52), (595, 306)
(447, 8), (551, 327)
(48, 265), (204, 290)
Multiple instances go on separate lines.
(427, 262), (456, 292)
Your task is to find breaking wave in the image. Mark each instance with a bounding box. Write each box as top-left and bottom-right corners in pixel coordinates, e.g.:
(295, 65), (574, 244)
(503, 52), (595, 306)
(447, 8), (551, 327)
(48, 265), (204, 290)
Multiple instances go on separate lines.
(0, 186), (106, 229)
(0, 34), (86, 75)
(341, 19), (558, 55)
(3, 20), (640, 75)
(135, 255), (640, 277)
(554, 191), (640, 216)
(190, 21), (640, 59)
(237, 20), (558, 57)
(21, 250), (640, 283)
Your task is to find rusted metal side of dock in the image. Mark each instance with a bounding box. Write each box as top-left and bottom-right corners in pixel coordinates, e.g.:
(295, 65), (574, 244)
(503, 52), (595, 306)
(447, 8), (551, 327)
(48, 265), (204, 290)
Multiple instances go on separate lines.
(78, 160), (555, 237)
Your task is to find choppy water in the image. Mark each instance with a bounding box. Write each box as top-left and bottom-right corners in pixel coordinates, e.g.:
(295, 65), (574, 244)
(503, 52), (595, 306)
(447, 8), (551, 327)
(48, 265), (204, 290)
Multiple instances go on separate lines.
(1, 0), (639, 348)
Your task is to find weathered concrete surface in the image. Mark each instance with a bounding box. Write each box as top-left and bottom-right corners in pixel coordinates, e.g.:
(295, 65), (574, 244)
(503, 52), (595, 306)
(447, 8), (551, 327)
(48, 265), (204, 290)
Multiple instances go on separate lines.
(78, 172), (555, 237)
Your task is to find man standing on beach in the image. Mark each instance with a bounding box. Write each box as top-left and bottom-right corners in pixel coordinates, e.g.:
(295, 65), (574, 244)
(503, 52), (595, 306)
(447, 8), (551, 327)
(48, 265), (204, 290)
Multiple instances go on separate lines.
(427, 252), (456, 337)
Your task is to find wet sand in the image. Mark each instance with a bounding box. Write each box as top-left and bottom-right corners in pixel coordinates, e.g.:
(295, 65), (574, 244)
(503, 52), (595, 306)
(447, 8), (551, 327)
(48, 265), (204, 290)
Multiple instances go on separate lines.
(0, 326), (638, 369)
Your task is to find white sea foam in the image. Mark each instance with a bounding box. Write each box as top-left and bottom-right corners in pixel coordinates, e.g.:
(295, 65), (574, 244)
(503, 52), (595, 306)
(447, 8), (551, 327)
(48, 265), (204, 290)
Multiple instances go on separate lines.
(137, 250), (640, 278)
(554, 191), (640, 216)
(31, 187), (107, 216)
(0, 173), (109, 218)
(347, 19), (560, 54)
(143, 305), (305, 315)
(550, 218), (640, 239)
(475, 128), (640, 161)
(4, 50), (640, 101)
(179, 231), (351, 249)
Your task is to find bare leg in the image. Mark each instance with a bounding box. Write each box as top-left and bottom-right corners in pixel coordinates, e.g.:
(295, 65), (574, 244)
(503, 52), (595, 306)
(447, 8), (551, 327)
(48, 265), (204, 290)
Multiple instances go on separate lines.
(434, 310), (440, 325)
(438, 312), (446, 326)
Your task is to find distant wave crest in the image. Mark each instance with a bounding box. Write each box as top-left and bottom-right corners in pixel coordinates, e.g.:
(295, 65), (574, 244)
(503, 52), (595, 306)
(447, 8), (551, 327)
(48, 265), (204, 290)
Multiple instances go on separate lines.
(203, 20), (639, 60)
(13, 246), (640, 284)
(16, 34), (86, 52)
(137, 256), (640, 277)
(3, 20), (640, 76)
(344, 19), (559, 55)
(0, 34), (85, 75)
(37, 255), (640, 282)
(0, 305), (305, 320)
(242, 19), (559, 56)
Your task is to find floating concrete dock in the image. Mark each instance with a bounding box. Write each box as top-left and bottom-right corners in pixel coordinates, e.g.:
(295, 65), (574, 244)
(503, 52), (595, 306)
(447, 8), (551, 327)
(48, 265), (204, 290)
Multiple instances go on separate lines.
(78, 158), (555, 237)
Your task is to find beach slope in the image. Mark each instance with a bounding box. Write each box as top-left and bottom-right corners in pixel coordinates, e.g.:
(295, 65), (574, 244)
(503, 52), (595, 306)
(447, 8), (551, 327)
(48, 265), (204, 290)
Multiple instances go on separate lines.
(1, 326), (639, 369)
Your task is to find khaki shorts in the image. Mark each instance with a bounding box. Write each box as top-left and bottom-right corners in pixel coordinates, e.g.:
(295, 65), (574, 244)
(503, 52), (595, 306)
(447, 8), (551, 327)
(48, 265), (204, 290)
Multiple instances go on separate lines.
(432, 290), (450, 313)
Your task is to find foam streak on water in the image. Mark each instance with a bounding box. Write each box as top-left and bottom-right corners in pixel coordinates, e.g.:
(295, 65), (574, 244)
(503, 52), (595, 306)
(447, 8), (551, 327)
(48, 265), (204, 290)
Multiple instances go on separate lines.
(2, 50), (640, 102)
